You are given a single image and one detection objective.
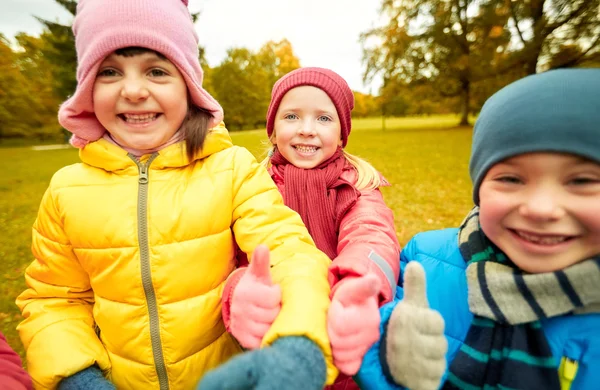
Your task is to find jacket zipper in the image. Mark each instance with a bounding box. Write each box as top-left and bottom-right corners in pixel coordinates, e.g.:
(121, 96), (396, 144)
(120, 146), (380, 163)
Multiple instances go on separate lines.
(131, 153), (169, 390)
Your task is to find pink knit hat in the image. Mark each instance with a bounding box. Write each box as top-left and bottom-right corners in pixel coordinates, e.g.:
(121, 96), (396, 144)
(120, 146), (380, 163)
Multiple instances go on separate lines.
(58, 0), (223, 148)
(266, 67), (355, 147)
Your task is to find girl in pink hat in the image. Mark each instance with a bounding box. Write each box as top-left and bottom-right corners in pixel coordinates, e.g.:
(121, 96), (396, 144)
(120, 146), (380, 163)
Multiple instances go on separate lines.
(215, 67), (401, 390)
(16, 1), (338, 389)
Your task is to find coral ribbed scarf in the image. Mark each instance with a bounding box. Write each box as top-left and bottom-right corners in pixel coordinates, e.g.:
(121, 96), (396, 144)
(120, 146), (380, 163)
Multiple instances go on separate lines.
(270, 148), (360, 259)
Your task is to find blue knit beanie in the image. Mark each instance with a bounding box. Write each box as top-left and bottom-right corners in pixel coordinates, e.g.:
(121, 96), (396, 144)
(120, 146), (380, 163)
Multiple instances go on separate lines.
(470, 68), (600, 205)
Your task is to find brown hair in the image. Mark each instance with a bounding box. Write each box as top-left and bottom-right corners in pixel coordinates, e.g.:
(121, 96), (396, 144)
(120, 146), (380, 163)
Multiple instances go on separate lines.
(115, 46), (166, 59)
(115, 47), (213, 161)
(181, 104), (212, 161)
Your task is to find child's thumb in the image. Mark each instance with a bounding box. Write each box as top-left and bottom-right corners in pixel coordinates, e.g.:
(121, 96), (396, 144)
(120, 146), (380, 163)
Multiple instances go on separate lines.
(247, 245), (273, 285)
(334, 274), (381, 307)
(402, 262), (429, 308)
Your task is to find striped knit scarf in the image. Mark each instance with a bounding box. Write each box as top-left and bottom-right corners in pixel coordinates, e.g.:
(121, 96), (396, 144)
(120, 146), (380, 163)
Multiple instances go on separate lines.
(444, 207), (600, 390)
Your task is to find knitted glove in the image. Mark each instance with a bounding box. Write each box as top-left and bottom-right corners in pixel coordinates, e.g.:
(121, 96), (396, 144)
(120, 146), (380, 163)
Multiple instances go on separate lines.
(197, 336), (326, 390)
(58, 366), (115, 390)
(230, 245), (282, 349)
(383, 262), (447, 390)
(328, 274), (381, 375)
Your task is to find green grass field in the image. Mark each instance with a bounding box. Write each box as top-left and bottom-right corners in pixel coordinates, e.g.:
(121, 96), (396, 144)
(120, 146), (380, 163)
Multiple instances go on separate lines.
(0, 115), (475, 359)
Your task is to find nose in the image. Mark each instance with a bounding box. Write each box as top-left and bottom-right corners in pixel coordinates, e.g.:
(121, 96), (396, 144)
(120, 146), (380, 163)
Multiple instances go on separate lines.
(519, 186), (565, 221)
(120, 76), (149, 102)
(297, 119), (316, 136)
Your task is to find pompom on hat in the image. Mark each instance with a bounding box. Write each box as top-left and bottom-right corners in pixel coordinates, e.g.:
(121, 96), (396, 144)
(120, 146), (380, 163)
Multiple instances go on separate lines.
(266, 67), (355, 147)
(58, 0), (223, 147)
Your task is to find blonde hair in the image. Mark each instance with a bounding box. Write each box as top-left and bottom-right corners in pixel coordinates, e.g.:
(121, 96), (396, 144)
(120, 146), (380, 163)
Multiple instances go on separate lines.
(261, 139), (382, 191)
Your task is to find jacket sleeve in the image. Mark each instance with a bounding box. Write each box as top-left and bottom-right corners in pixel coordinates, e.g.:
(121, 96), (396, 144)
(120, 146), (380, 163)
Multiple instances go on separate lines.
(16, 184), (111, 389)
(0, 332), (32, 390)
(230, 147), (337, 384)
(329, 187), (401, 304)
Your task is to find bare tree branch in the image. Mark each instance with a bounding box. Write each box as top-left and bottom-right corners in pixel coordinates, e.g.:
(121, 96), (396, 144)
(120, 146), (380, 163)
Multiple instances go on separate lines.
(545, 1), (589, 34)
(554, 34), (600, 68)
(508, 0), (526, 46)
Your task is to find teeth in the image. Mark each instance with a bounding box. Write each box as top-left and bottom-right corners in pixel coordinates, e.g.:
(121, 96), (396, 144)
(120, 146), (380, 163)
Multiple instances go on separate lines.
(295, 145), (317, 153)
(516, 231), (569, 245)
(123, 113), (157, 123)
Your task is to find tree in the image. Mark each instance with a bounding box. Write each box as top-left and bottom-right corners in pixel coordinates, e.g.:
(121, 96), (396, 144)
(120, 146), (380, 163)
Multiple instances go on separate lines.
(362, 0), (512, 126)
(15, 33), (64, 139)
(256, 39), (301, 87)
(35, 0), (77, 101)
(353, 92), (380, 117)
(503, 0), (600, 74)
(211, 40), (301, 129)
(0, 35), (28, 138)
(0, 34), (62, 140)
(211, 48), (272, 130)
(379, 81), (411, 117)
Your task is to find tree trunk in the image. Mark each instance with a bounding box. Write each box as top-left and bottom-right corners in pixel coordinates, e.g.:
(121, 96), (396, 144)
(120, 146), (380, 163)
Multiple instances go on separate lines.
(459, 80), (470, 126)
(525, 58), (538, 75)
(525, 41), (543, 75)
(525, 0), (546, 75)
(381, 102), (386, 131)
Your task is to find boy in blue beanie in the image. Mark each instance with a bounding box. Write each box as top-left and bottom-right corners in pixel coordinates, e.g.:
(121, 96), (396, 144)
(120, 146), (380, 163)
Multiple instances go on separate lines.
(356, 68), (600, 390)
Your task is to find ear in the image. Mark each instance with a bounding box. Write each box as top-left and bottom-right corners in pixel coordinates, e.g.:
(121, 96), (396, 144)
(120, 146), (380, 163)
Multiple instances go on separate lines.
(338, 138), (343, 147)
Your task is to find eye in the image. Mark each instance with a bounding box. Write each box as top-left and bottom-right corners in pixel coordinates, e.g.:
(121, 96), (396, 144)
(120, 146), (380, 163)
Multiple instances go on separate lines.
(318, 115), (332, 122)
(495, 175), (522, 184)
(149, 68), (168, 77)
(97, 68), (118, 77)
(284, 113), (298, 120)
(568, 176), (600, 186)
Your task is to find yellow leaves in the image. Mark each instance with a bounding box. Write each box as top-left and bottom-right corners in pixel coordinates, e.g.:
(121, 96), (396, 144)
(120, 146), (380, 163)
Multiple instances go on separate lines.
(489, 26), (504, 38)
(272, 39), (301, 77)
(495, 5), (510, 17)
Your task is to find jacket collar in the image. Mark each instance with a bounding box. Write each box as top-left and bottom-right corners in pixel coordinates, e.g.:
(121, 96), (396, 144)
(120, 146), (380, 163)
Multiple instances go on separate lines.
(79, 123), (233, 172)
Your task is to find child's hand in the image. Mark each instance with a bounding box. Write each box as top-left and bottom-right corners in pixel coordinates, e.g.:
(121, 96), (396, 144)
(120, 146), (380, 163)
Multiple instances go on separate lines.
(230, 245), (282, 349)
(327, 274), (381, 375)
(197, 336), (326, 390)
(384, 262), (447, 390)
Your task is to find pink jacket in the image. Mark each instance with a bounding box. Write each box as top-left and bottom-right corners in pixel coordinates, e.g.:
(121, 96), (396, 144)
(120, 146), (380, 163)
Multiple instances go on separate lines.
(222, 163), (400, 328)
(0, 332), (32, 390)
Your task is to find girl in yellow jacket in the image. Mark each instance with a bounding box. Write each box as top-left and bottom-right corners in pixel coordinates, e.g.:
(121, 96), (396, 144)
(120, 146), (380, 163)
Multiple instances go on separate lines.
(16, 0), (336, 389)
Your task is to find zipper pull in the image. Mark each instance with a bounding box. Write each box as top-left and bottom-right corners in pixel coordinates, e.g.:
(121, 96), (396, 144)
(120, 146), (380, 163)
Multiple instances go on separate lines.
(139, 163), (149, 184)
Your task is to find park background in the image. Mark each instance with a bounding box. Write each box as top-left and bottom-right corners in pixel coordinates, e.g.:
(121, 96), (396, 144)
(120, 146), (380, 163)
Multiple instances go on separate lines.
(1, 0), (598, 358)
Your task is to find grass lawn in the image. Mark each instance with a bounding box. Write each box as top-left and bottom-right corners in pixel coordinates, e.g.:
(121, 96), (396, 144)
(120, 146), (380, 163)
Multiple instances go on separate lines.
(0, 115), (475, 359)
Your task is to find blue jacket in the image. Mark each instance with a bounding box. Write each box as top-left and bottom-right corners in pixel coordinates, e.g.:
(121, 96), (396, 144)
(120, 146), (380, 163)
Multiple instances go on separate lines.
(356, 228), (600, 390)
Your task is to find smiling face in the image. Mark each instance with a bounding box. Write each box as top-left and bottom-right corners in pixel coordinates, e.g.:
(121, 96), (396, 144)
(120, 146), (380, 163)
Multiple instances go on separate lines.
(92, 50), (188, 151)
(478, 152), (600, 273)
(272, 86), (342, 169)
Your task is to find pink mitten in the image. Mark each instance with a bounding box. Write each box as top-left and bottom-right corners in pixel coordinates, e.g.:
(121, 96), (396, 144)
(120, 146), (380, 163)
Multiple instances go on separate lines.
(327, 274), (381, 375)
(230, 245), (282, 349)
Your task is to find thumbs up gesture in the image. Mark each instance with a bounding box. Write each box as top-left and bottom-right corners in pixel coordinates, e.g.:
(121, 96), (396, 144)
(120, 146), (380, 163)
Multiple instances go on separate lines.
(230, 245), (282, 349)
(384, 262), (447, 390)
(327, 274), (381, 375)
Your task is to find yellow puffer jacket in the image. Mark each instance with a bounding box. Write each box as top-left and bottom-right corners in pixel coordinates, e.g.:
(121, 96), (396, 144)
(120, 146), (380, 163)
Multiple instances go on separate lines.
(17, 125), (336, 389)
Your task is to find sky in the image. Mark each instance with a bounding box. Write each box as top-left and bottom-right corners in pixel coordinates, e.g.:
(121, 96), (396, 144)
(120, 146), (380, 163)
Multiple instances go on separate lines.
(1, 0), (384, 93)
